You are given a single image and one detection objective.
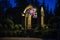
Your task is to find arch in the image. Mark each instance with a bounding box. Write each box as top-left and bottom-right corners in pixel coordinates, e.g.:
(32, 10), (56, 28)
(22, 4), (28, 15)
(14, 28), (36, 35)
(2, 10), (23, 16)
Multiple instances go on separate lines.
(23, 5), (33, 13)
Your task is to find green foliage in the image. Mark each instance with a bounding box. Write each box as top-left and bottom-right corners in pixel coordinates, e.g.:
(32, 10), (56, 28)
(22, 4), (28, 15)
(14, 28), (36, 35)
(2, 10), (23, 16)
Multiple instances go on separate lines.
(15, 24), (24, 30)
(43, 24), (48, 30)
(5, 18), (14, 25)
(4, 18), (14, 30)
(34, 27), (39, 32)
(40, 27), (56, 38)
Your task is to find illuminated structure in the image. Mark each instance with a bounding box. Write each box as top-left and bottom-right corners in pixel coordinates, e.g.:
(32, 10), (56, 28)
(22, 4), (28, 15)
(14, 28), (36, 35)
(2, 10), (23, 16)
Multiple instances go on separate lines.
(24, 5), (32, 29)
(27, 14), (31, 29)
(23, 5), (37, 30)
(41, 6), (44, 28)
(22, 4), (45, 29)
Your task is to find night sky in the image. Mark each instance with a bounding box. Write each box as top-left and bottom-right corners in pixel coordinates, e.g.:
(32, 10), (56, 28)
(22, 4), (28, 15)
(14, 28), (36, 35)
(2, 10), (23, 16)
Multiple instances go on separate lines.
(38, 0), (57, 11)
(0, 0), (57, 11)
(10, 0), (57, 11)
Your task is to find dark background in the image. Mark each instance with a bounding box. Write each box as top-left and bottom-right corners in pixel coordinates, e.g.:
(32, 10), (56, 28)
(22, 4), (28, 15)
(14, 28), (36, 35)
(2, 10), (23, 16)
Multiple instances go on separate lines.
(0, 0), (60, 39)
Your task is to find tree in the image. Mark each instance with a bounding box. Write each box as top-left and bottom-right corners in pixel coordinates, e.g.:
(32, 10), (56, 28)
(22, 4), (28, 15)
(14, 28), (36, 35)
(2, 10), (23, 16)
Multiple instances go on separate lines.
(5, 7), (22, 24)
(48, 16), (60, 29)
(44, 4), (50, 24)
(15, 0), (29, 12)
(54, 0), (60, 16)
(54, 0), (60, 39)
(30, 0), (39, 7)
(0, 0), (11, 24)
(0, 0), (11, 12)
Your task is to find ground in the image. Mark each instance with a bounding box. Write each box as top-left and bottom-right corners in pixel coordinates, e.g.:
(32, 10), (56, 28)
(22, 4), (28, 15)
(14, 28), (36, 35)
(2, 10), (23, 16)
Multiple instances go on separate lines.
(0, 37), (56, 40)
